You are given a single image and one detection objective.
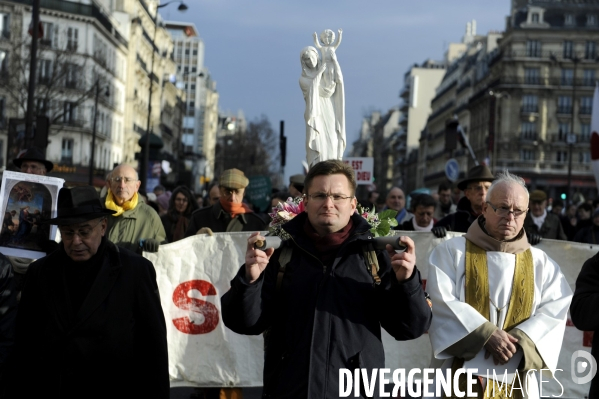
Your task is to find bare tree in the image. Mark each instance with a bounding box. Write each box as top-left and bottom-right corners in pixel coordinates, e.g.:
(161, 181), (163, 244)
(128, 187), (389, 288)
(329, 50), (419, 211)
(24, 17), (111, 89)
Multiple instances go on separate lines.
(219, 115), (282, 188)
(2, 26), (98, 134)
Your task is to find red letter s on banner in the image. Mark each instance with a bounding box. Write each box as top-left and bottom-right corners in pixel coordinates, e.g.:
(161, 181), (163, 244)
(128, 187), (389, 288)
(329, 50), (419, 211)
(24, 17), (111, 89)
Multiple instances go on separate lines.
(172, 280), (219, 334)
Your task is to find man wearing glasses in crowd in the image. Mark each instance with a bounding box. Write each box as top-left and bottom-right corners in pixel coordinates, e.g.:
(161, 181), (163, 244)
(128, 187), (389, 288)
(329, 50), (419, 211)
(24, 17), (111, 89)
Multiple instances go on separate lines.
(426, 170), (572, 398)
(5, 186), (168, 398)
(432, 165), (495, 237)
(103, 164), (166, 253)
(222, 160), (431, 398)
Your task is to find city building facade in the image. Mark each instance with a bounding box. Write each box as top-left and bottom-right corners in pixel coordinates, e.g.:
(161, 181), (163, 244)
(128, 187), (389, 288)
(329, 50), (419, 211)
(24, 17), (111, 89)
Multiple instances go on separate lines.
(0, 0), (128, 185)
(419, 0), (598, 202)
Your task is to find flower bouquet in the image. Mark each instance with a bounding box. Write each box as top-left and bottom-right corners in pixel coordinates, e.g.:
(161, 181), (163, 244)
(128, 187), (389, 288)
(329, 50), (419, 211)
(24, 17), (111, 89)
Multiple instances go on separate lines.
(356, 205), (398, 237)
(268, 196), (305, 240)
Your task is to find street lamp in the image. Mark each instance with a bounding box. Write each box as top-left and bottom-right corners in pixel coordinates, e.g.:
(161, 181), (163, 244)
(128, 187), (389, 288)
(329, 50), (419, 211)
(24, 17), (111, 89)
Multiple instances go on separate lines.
(89, 79), (110, 185)
(488, 90), (510, 173)
(566, 56), (580, 206)
(141, 0), (188, 192)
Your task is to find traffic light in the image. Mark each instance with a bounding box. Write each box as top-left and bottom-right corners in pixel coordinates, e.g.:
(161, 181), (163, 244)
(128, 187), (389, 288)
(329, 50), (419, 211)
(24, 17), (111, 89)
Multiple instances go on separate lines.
(560, 193), (567, 200)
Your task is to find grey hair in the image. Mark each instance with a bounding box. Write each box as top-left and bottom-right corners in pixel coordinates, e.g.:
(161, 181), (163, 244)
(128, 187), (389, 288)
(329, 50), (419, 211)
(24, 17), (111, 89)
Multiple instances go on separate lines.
(486, 170), (529, 201)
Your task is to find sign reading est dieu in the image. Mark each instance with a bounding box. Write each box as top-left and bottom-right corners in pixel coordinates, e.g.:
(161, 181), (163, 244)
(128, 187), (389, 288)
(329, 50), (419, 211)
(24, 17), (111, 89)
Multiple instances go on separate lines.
(343, 157), (373, 185)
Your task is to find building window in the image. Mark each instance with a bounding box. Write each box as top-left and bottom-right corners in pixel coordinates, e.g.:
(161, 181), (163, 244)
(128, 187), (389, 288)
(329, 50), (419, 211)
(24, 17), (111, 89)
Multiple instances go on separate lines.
(183, 66), (188, 73)
(0, 13), (10, 39)
(184, 49), (189, 55)
(67, 27), (78, 51)
(564, 14), (575, 26)
(38, 59), (52, 84)
(521, 149), (535, 161)
(526, 40), (541, 57)
(192, 49), (198, 56)
(0, 49), (7, 76)
(585, 42), (596, 60)
(583, 69), (596, 86)
(63, 102), (77, 124)
(61, 139), (73, 164)
(65, 63), (79, 88)
(191, 67), (197, 73)
(190, 84), (196, 91)
(558, 123), (571, 140)
(521, 122), (537, 140)
(588, 15), (597, 26)
(557, 151), (568, 162)
(522, 95), (538, 113)
(531, 13), (539, 23)
(40, 21), (55, 47)
(581, 96), (593, 114)
(580, 151), (591, 163)
(563, 41), (573, 59)
(524, 68), (540, 84)
(0, 96), (5, 129)
(581, 123), (591, 142)
(561, 68), (574, 85)
(557, 96), (572, 114)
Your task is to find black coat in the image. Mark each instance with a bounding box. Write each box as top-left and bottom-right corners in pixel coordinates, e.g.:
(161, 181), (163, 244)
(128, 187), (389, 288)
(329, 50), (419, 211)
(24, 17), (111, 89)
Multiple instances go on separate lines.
(5, 241), (169, 399)
(571, 251), (599, 398)
(523, 212), (567, 240)
(221, 213), (432, 398)
(184, 201), (268, 237)
(434, 196), (478, 233)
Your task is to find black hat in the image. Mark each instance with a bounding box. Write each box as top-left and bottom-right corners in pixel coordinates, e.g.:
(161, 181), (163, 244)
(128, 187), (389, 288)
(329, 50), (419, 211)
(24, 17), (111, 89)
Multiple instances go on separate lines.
(45, 186), (116, 225)
(457, 165), (495, 190)
(13, 147), (54, 172)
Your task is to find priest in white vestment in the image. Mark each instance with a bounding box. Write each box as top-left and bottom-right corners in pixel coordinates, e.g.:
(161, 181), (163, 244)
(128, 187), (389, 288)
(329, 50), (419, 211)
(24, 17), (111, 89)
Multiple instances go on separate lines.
(427, 171), (572, 399)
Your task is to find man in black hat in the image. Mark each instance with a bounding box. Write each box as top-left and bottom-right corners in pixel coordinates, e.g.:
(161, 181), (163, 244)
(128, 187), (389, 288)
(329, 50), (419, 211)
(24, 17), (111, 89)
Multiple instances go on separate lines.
(5, 186), (169, 399)
(432, 165), (495, 237)
(12, 147), (54, 175)
(289, 174), (305, 197)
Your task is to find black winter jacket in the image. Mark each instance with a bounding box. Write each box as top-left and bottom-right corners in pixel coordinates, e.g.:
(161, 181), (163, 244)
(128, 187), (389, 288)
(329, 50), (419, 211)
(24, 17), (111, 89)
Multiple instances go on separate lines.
(5, 240), (169, 399)
(433, 196), (479, 233)
(221, 212), (432, 399)
(571, 251), (599, 398)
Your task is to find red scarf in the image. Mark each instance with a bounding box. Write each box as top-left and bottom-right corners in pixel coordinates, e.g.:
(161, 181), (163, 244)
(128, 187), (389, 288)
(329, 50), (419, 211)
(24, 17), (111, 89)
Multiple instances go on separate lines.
(220, 198), (253, 218)
(303, 218), (354, 264)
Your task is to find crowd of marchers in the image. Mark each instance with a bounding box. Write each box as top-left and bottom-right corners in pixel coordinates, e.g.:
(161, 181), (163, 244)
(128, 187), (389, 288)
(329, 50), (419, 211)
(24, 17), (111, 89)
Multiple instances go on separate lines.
(0, 149), (597, 399)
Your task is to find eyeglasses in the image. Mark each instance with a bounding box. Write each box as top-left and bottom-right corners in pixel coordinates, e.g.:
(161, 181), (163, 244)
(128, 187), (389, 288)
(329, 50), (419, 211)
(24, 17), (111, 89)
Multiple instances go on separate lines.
(466, 184), (492, 192)
(60, 218), (105, 240)
(305, 193), (354, 203)
(486, 202), (528, 218)
(110, 176), (138, 184)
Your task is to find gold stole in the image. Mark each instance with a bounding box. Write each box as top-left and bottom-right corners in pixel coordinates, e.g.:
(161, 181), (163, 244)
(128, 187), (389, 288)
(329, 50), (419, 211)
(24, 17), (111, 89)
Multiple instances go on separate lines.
(445, 239), (534, 399)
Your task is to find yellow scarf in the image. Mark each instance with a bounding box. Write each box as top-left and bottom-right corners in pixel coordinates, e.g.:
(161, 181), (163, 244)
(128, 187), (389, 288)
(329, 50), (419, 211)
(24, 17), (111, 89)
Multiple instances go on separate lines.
(105, 190), (139, 217)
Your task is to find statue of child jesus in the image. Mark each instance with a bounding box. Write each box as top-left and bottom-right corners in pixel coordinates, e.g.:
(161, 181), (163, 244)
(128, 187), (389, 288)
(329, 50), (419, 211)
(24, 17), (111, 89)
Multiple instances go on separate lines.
(313, 29), (343, 88)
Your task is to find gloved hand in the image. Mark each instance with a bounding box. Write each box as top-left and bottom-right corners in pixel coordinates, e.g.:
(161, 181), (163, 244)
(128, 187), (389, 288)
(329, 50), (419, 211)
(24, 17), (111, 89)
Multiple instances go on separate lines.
(196, 227), (214, 236)
(528, 233), (542, 246)
(431, 226), (448, 238)
(141, 238), (160, 252)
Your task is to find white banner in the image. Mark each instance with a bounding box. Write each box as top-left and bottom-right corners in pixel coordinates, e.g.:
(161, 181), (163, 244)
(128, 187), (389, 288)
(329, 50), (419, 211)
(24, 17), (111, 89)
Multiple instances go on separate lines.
(146, 231), (598, 396)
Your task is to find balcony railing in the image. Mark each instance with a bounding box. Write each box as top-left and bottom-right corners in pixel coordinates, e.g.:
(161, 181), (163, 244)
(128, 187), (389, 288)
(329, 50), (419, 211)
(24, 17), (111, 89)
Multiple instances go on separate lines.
(520, 132), (538, 141)
(59, 119), (85, 128)
(556, 106), (572, 114)
(521, 105), (539, 113)
(580, 106), (593, 115)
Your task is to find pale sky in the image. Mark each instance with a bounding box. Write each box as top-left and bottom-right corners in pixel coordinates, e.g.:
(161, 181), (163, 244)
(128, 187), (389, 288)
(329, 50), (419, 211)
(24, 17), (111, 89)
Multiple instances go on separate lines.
(163, 0), (511, 185)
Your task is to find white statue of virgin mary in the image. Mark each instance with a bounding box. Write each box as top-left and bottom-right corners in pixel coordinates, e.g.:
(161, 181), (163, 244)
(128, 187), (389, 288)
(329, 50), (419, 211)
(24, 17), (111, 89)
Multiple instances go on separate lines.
(298, 45), (345, 167)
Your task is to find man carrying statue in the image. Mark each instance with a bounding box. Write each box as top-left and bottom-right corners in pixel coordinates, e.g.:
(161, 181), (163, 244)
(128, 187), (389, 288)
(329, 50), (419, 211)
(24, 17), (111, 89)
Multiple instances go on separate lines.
(426, 171), (572, 399)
